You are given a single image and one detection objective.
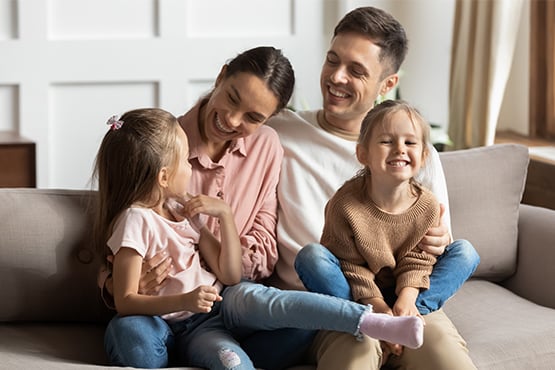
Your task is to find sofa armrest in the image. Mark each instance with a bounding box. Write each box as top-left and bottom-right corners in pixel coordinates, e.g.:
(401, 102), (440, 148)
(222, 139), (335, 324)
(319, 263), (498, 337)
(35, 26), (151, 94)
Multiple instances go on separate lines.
(502, 204), (555, 309)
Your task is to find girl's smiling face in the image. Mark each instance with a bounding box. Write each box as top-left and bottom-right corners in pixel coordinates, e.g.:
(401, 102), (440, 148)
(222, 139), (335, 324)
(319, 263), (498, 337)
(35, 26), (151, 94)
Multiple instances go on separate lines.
(357, 109), (426, 185)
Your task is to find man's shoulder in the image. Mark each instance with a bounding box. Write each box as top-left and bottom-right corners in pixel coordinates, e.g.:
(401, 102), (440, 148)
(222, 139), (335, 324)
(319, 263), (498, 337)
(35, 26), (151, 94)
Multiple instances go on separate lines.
(328, 177), (361, 204)
(268, 109), (319, 131)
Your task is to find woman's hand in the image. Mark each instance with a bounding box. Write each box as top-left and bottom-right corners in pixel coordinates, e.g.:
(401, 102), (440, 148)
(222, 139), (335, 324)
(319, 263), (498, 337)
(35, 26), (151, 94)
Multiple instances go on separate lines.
(104, 251), (172, 297)
(138, 251), (173, 295)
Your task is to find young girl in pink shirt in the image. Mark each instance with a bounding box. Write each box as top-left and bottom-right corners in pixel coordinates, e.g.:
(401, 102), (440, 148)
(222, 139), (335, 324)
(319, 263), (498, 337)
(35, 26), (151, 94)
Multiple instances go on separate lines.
(93, 107), (424, 370)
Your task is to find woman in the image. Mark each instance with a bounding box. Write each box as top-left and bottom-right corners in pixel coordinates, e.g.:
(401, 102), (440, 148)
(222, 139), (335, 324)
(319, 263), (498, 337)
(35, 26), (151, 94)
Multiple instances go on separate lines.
(101, 46), (308, 368)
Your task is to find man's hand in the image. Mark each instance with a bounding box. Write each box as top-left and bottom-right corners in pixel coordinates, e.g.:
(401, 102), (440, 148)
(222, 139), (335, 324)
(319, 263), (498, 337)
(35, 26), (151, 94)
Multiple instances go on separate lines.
(419, 203), (450, 257)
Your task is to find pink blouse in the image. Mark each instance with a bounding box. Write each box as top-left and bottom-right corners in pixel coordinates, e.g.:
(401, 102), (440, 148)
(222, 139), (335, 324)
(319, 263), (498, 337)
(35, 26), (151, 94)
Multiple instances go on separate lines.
(178, 101), (283, 280)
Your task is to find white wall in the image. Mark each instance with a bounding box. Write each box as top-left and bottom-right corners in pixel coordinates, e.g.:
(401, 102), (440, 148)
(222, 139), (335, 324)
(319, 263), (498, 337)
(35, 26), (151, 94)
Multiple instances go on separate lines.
(363, 0), (456, 127)
(0, 0), (529, 189)
(1, 0), (329, 189)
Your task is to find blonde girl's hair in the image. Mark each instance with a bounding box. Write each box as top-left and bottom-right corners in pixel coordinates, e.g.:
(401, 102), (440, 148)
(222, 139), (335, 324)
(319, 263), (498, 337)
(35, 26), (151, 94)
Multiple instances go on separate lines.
(92, 108), (182, 260)
(356, 99), (431, 190)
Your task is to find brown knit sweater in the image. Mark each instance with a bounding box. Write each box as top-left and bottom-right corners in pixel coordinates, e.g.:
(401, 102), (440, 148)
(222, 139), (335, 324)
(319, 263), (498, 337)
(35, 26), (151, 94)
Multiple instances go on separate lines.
(321, 175), (439, 303)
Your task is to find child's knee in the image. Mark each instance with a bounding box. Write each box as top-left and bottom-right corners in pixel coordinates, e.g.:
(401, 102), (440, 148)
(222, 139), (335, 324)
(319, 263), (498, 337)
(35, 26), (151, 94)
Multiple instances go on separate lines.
(451, 239), (480, 267)
(217, 348), (243, 369)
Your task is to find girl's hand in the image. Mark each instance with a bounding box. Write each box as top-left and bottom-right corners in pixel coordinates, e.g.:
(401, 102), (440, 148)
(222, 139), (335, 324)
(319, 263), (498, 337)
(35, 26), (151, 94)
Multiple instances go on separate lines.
(183, 194), (232, 220)
(389, 292), (425, 357)
(184, 285), (223, 313)
(366, 297), (392, 315)
(393, 287), (422, 318)
(179, 194), (241, 286)
(392, 298), (420, 318)
(365, 298), (403, 357)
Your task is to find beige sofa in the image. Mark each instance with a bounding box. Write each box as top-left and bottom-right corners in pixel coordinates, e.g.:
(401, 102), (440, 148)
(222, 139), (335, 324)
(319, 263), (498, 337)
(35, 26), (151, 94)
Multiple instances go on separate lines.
(1, 143), (555, 370)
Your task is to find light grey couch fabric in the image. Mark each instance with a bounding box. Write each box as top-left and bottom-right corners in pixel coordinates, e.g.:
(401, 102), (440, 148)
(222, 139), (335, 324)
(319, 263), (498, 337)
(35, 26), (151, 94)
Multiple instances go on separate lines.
(439, 145), (555, 369)
(1, 143), (555, 369)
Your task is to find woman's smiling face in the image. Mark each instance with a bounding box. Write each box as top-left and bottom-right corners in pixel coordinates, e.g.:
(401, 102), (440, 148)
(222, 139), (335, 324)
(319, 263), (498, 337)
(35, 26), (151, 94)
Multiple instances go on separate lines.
(201, 70), (279, 145)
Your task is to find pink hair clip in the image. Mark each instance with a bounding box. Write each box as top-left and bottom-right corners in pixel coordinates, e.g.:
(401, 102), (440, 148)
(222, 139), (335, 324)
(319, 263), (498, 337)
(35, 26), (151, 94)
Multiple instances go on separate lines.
(106, 115), (124, 130)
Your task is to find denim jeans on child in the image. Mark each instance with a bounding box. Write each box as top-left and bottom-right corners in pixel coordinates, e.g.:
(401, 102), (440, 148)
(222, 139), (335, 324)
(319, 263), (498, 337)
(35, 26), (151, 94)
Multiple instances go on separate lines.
(104, 312), (314, 369)
(104, 314), (175, 368)
(295, 239), (480, 314)
(104, 308), (314, 369)
(177, 281), (373, 370)
(105, 281), (372, 370)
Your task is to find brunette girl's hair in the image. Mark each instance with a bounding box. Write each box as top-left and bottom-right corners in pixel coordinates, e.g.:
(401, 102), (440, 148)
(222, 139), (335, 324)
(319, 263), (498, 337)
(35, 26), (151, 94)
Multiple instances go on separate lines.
(92, 108), (182, 258)
(222, 46), (295, 114)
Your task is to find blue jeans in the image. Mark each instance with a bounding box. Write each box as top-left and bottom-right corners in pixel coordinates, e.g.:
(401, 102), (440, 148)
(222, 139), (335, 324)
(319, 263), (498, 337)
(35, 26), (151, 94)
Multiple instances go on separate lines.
(104, 315), (317, 370)
(105, 281), (371, 369)
(295, 239), (480, 314)
(104, 314), (174, 368)
(104, 314), (313, 369)
(182, 281), (372, 370)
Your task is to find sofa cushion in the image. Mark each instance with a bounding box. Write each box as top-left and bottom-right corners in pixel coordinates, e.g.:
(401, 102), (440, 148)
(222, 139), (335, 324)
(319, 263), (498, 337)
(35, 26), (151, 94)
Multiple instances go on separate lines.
(0, 189), (112, 323)
(439, 144), (528, 280)
(444, 279), (555, 369)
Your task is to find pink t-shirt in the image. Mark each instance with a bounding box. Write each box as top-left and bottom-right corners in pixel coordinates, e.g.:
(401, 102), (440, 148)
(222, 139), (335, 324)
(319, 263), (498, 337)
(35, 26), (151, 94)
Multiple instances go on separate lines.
(107, 207), (222, 322)
(178, 100), (283, 281)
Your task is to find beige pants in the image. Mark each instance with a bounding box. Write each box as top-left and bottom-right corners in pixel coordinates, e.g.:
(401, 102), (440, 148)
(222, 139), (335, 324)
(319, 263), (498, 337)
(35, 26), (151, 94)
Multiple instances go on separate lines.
(308, 309), (476, 370)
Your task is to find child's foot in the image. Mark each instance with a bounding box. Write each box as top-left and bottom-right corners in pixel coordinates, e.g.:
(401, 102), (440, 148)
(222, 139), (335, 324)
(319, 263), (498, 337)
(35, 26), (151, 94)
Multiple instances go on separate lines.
(359, 312), (423, 349)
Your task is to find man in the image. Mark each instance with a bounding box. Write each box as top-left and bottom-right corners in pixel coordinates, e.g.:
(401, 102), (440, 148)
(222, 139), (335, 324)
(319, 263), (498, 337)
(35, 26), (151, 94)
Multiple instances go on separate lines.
(266, 6), (479, 369)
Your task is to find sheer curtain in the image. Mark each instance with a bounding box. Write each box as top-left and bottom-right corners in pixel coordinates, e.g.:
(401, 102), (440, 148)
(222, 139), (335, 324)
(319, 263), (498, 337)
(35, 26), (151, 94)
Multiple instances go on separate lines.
(448, 0), (524, 149)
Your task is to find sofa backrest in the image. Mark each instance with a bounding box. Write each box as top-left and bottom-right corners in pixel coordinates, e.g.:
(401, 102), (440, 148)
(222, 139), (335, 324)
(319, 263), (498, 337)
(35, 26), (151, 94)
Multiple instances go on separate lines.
(0, 144), (529, 322)
(440, 144), (529, 281)
(0, 189), (112, 323)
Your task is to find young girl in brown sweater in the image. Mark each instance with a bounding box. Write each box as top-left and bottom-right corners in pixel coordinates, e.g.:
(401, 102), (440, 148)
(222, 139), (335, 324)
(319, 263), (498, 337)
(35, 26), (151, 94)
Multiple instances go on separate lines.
(319, 99), (476, 357)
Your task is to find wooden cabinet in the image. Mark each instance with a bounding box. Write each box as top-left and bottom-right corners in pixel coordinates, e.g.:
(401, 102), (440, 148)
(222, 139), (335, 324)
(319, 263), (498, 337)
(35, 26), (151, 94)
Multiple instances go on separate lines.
(495, 130), (555, 211)
(523, 156), (555, 211)
(0, 132), (36, 187)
